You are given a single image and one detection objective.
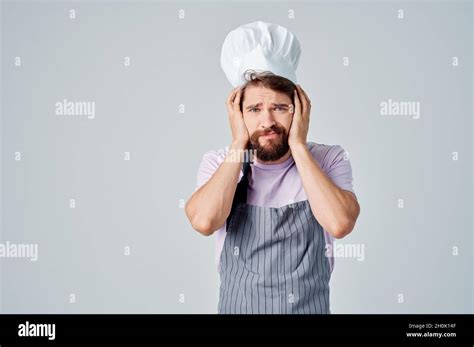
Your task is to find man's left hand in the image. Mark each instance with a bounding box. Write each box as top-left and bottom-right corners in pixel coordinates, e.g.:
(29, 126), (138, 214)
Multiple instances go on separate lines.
(288, 84), (311, 148)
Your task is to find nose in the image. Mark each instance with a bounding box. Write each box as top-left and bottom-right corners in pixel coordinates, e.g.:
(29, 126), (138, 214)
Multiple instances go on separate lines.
(259, 108), (276, 129)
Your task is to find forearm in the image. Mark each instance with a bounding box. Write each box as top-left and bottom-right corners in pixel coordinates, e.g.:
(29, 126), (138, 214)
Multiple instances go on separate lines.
(185, 141), (247, 236)
(290, 142), (358, 238)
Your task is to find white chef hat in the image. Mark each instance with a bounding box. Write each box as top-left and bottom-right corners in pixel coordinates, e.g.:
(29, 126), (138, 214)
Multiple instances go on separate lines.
(220, 21), (301, 87)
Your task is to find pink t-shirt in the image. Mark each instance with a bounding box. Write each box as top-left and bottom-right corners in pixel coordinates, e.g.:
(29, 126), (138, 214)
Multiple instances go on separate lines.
(194, 141), (357, 274)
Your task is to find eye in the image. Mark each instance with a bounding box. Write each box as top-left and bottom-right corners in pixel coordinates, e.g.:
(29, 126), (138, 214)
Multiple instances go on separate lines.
(274, 107), (286, 111)
(249, 108), (259, 113)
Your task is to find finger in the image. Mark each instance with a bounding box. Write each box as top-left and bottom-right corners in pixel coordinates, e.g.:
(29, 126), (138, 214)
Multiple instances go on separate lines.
(227, 87), (238, 105)
(296, 85), (309, 117)
(297, 84), (310, 103)
(226, 88), (239, 113)
(233, 87), (243, 114)
(298, 85), (311, 120)
(293, 87), (301, 118)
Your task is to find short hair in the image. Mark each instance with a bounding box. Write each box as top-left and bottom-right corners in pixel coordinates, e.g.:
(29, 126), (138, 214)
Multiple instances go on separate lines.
(239, 69), (296, 111)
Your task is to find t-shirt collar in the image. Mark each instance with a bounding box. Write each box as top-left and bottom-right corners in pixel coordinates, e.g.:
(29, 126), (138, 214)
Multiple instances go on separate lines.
(252, 153), (294, 171)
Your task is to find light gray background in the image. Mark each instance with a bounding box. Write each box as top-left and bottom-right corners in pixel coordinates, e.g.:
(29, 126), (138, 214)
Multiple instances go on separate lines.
(1, 0), (472, 313)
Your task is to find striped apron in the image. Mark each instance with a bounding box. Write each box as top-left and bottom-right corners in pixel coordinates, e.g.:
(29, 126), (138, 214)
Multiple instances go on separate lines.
(217, 159), (331, 314)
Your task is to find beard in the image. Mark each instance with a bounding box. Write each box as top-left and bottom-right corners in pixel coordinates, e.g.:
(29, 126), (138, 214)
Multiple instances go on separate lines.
(250, 123), (290, 162)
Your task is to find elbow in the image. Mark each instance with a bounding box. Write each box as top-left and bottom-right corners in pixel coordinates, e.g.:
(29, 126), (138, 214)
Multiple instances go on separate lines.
(331, 200), (360, 239)
(185, 201), (215, 237)
(328, 218), (355, 239)
(191, 218), (215, 236)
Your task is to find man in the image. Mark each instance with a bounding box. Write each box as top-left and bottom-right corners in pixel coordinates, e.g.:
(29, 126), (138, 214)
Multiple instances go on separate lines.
(185, 71), (360, 314)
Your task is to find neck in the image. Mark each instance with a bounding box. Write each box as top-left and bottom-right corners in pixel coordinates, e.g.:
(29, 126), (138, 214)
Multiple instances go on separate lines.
(255, 149), (292, 165)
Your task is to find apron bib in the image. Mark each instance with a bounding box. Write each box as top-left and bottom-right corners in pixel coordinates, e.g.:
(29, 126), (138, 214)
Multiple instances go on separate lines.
(217, 159), (331, 314)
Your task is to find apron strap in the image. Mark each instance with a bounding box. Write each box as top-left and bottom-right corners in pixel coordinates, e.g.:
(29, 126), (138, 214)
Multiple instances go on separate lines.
(225, 152), (252, 230)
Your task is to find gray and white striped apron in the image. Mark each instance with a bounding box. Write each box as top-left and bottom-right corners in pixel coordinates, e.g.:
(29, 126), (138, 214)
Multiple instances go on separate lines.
(217, 159), (331, 314)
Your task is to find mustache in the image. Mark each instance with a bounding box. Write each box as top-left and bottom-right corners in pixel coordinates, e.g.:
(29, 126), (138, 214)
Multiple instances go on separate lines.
(254, 125), (285, 137)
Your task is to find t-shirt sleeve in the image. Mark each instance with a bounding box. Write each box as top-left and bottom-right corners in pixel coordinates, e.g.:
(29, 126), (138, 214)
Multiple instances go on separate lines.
(320, 144), (357, 199)
(195, 150), (223, 192)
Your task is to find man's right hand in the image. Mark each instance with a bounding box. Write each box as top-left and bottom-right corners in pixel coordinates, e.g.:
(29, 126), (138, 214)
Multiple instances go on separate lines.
(226, 87), (250, 146)
(185, 87), (251, 237)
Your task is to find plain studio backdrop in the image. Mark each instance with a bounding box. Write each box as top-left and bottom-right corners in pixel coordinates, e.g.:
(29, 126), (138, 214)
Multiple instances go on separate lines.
(0, 0), (472, 313)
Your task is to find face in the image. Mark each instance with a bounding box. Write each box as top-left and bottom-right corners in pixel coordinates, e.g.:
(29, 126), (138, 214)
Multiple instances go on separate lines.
(242, 85), (293, 162)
